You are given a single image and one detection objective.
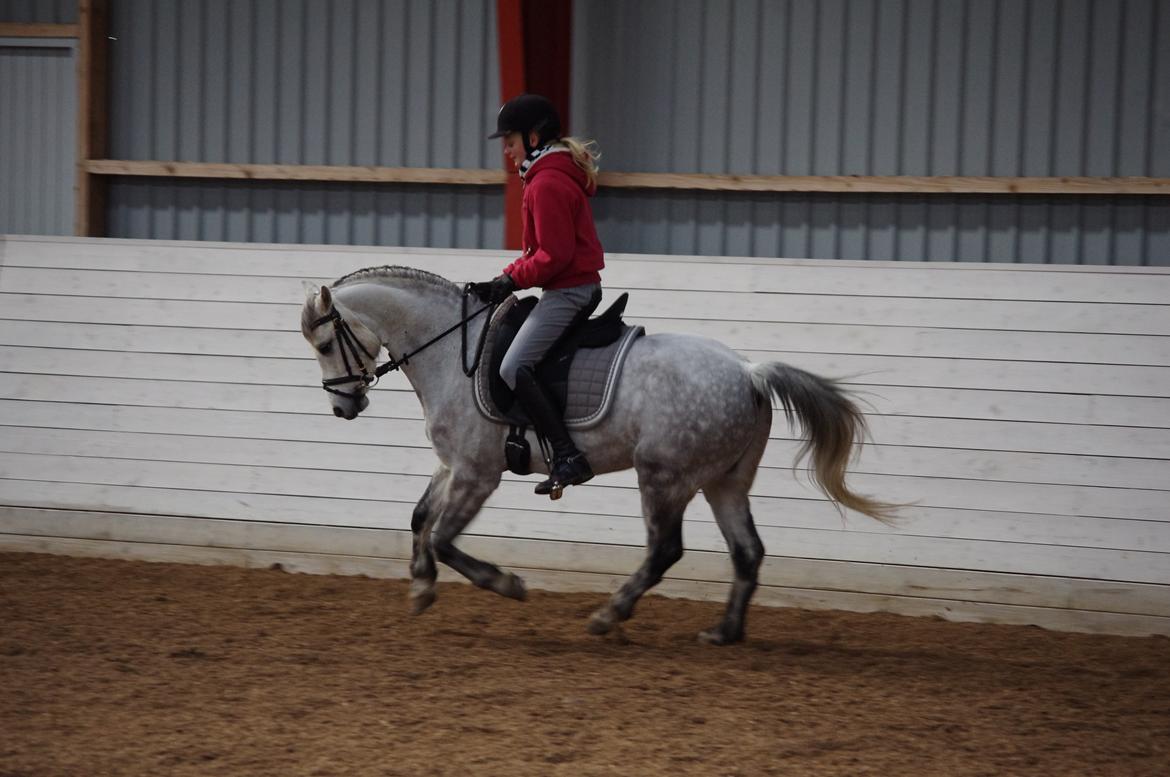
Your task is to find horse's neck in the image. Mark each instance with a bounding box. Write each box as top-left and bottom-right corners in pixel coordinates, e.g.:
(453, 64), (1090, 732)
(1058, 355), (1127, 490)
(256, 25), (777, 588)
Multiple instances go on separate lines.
(333, 281), (484, 413)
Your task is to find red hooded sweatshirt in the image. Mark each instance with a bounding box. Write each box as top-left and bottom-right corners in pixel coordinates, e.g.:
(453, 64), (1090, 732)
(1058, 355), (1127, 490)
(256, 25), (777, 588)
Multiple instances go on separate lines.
(503, 150), (605, 290)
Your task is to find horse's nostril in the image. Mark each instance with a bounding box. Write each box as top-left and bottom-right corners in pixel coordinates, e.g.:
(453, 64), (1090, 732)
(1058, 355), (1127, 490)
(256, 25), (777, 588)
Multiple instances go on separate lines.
(333, 406), (344, 418)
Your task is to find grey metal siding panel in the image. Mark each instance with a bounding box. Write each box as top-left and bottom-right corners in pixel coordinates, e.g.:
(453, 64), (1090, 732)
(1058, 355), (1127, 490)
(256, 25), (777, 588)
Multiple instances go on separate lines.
(590, 191), (1170, 265)
(106, 178), (504, 249)
(106, 0), (503, 247)
(0, 1), (76, 23)
(0, 40), (76, 236)
(575, 0), (1166, 178)
(574, 0), (1169, 263)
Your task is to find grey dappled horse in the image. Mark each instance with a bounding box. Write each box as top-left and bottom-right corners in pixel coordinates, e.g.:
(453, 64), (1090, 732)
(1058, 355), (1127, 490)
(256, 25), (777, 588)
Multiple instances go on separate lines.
(301, 266), (896, 645)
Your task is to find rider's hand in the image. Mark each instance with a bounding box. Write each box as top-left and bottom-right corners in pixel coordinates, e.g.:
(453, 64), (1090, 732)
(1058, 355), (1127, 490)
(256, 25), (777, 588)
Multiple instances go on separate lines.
(470, 274), (516, 304)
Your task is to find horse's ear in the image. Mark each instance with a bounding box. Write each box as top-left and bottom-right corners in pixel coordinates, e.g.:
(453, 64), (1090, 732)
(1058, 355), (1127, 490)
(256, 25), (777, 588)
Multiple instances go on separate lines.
(319, 285), (333, 308)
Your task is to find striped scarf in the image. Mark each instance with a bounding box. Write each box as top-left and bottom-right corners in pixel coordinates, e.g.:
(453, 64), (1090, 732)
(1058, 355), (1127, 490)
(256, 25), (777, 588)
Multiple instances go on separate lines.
(518, 143), (570, 180)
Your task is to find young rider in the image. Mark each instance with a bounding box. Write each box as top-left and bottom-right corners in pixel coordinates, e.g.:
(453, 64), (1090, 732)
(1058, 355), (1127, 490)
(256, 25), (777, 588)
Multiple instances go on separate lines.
(471, 93), (604, 498)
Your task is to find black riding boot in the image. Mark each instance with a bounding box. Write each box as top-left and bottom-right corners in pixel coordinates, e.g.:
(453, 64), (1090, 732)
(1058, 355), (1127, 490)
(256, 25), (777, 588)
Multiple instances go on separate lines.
(513, 366), (594, 498)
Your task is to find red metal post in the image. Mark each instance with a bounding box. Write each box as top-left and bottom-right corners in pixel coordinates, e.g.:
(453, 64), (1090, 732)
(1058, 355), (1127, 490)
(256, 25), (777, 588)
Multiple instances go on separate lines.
(495, 0), (572, 251)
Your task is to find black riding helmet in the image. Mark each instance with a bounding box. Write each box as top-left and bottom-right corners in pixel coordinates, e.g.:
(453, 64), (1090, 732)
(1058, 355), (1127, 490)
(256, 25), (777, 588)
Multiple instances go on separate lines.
(489, 94), (562, 154)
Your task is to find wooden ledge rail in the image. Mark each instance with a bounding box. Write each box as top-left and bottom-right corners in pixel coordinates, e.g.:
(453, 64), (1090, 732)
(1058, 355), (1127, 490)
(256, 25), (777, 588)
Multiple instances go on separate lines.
(0, 23), (80, 37)
(84, 160), (508, 186)
(84, 160), (1169, 195)
(597, 172), (1170, 195)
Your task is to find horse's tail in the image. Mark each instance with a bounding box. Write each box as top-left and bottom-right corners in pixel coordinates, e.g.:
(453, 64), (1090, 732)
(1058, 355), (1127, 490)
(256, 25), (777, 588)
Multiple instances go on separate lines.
(749, 362), (901, 525)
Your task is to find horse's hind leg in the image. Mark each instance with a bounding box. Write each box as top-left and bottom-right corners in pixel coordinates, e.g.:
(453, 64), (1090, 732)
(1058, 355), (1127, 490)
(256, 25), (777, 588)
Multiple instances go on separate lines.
(699, 477), (764, 645)
(587, 463), (693, 636)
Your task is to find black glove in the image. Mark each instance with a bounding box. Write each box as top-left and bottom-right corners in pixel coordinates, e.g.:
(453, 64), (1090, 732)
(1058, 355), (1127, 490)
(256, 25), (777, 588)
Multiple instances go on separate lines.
(470, 274), (516, 304)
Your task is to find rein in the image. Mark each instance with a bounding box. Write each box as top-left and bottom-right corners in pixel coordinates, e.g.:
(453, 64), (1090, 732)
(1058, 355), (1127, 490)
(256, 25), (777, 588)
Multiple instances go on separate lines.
(311, 286), (495, 398)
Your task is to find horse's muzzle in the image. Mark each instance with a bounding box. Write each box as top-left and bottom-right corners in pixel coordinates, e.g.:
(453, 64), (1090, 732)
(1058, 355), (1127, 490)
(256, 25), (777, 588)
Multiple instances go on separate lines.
(332, 394), (369, 420)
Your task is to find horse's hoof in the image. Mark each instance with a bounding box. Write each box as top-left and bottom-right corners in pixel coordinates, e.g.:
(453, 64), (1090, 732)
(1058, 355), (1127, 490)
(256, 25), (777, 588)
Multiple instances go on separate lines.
(409, 581), (436, 615)
(586, 609), (614, 636)
(493, 572), (528, 601)
(698, 627), (743, 646)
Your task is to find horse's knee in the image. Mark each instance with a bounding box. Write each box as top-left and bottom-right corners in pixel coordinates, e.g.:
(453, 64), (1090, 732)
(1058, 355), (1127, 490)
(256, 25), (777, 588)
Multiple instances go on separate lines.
(730, 521), (764, 578)
(429, 533), (453, 563)
(659, 532), (684, 568)
(411, 501), (428, 534)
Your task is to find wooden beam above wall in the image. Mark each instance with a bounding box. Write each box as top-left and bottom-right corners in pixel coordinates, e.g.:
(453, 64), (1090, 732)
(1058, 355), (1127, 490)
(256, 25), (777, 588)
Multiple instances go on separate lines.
(84, 160), (509, 185)
(83, 160), (1169, 196)
(0, 23), (79, 37)
(596, 173), (1170, 196)
(75, 0), (109, 237)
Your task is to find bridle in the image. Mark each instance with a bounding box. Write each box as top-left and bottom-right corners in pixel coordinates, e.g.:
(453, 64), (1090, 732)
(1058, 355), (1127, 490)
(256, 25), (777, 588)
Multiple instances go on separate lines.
(309, 307), (386, 400)
(310, 287), (497, 401)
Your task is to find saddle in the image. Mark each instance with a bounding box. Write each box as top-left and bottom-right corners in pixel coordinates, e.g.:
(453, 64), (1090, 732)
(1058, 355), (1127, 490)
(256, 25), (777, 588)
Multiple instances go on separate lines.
(473, 290), (645, 431)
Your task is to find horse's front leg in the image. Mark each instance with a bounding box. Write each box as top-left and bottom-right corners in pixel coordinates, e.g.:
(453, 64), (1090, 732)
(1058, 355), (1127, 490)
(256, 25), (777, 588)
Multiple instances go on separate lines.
(423, 469), (527, 607)
(408, 471), (443, 614)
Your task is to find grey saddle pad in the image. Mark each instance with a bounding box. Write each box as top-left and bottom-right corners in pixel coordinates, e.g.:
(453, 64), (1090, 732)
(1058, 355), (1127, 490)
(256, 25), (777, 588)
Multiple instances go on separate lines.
(473, 297), (644, 430)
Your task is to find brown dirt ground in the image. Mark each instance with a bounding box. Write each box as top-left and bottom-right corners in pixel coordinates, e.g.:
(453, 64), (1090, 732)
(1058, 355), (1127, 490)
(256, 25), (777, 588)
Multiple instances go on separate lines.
(1, 552), (1167, 777)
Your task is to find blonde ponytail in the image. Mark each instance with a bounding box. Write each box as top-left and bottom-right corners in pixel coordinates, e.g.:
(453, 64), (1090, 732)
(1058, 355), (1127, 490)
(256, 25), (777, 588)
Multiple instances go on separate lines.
(558, 137), (601, 188)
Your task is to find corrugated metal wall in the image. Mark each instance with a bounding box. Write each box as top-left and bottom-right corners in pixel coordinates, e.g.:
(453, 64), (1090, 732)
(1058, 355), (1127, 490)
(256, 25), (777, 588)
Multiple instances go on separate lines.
(593, 190), (1170, 264)
(106, 178), (504, 248)
(0, 0), (77, 23)
(0, 39), (77, 236)
(82, 0), (1170, 262)
(105, 0), (504, 247)
(573, 0), (1170, 264)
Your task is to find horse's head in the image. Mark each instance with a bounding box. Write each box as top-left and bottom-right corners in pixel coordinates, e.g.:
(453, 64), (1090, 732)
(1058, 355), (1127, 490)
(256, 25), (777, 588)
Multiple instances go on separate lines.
(301, 283), (381, 420)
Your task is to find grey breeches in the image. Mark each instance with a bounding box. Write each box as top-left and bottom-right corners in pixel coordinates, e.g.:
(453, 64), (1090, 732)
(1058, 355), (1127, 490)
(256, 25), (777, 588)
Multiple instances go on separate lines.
(499, 283), (601, 389)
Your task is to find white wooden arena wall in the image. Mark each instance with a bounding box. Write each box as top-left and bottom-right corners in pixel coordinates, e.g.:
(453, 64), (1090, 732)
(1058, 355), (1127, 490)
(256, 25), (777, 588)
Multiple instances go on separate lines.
(1, 235), (1168, 636)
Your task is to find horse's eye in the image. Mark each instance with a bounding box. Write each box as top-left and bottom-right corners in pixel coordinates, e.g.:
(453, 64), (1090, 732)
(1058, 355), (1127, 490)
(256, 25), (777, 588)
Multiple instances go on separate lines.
(317, 343), (333, 356)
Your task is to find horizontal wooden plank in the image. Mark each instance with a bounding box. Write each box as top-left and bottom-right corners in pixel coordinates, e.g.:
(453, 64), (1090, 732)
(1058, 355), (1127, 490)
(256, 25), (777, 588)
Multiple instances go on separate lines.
(5, 317), (1167, 367)
(6, 268), (1169, 334)
(12, 234), (1167, 274)
(65, 163), (1170, 196)
(5, 340), (1168, 398)
(0, 23), (79, 37)
(3, 449), (1169, 549)
(595, 171), (1170, 196)
(642, 320), (1170, 367)
(84, 159), (509, 185)
(9, 238), (1170, 303)
(6, 425), (1165, 491)
(0, 293), (301, 330)
(2, 481), (1166, 583)
(4, 397), (1168, 462)
(5, 537), (1167, 636)
(11, 290), (1168, 369)
(6, 372), (1168, 430)
(5, 508), (1168, 618)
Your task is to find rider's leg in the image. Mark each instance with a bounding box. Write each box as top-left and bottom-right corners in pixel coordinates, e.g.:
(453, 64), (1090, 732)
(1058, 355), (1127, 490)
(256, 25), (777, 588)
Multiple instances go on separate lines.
(513, 365), (593, 494)
(499, 284), (599, 496)
(498, 284), (600, 389)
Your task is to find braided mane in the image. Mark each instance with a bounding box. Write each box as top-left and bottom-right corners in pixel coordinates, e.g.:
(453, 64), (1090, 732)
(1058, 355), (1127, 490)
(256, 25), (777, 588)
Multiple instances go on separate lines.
(331, 265), (460, 295)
